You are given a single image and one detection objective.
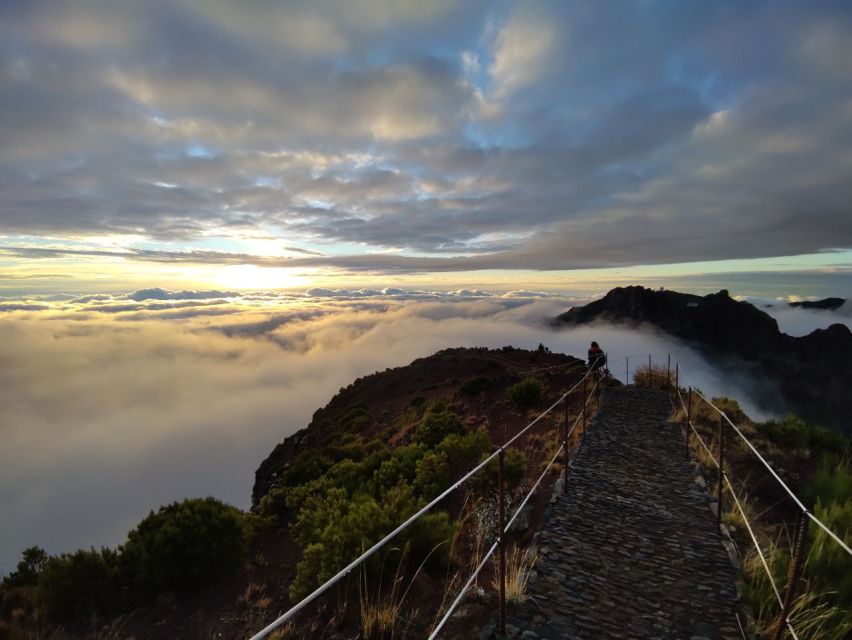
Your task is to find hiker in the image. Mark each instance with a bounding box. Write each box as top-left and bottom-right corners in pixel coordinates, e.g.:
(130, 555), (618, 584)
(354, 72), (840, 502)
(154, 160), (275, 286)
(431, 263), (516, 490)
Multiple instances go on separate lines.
(587, 341), (606, 371)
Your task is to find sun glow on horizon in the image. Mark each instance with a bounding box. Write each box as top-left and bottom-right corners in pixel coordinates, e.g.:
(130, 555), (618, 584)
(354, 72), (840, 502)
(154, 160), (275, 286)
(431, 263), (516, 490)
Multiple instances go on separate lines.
(215, 264), (307, 290)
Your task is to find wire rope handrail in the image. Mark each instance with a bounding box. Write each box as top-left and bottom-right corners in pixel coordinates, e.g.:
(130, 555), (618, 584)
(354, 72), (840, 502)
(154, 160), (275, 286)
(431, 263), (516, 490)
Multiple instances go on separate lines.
(427, 540), (499, 640)
(249, 363), (600, 639)
(723, 474), (783, 606)
(430, 377), (600, 635)
(668, 367), (851, 640)
(685, 386), (851, 557)
(671, 376), (799, 638)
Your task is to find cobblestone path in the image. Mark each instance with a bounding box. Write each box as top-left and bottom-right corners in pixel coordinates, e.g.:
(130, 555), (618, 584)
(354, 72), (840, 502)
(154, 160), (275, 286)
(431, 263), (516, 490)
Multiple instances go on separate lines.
(507, 386), (742, 639)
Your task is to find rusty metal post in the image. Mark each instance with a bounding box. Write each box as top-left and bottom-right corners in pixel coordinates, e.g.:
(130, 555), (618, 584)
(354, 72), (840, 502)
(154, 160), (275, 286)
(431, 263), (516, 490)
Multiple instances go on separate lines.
(648, 354), (652, 387)
(686, 386), (692, 461)
(498, 447), (507, 636)
(582, 375), (588, 443)
(717, 413), (724, 531)
(772, 511), (810, 640)
(562, 396), (569, 495)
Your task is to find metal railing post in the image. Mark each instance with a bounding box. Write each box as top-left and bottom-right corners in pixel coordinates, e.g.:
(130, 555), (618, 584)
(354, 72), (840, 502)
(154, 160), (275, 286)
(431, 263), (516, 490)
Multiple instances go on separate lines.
(582, 376), (588, 443)
(648, 354), (652, 387)
(686, 386), (692, 462)
(717, 413), (724, 531)
(498, 447), (507, 636)
(562, 396), (569, 495)
(772, 511), (810, 640)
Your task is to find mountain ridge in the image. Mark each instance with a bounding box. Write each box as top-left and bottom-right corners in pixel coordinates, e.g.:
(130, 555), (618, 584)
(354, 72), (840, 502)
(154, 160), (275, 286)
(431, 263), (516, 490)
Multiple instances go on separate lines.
(553, 286), (852, 433)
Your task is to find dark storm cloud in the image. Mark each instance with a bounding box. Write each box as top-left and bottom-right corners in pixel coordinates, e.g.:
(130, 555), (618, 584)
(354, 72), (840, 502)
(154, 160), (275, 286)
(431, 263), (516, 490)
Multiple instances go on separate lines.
(1, 1), (851, 269)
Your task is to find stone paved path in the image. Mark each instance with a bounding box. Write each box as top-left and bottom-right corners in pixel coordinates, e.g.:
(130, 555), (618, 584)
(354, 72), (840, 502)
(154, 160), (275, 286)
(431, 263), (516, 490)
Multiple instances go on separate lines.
(507, 386), (742, 639)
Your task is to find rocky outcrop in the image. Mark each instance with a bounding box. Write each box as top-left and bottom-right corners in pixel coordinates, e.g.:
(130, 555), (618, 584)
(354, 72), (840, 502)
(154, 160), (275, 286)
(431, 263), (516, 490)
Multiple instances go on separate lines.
(789, 297), (846, 310)
(554, 286), (852, 433)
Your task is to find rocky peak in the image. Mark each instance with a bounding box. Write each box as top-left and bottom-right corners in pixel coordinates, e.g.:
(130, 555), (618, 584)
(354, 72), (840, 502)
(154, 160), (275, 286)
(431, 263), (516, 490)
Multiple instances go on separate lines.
(555, 286), (852, 433)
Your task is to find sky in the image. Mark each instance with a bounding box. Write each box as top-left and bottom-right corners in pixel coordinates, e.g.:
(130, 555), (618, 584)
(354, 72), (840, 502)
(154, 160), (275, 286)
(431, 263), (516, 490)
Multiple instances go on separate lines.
(1, 0), (852, 296)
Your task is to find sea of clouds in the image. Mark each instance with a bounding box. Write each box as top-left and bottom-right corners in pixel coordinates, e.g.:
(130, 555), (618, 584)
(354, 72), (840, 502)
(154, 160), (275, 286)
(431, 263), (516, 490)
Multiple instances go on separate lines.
(1, 288), (849, 573)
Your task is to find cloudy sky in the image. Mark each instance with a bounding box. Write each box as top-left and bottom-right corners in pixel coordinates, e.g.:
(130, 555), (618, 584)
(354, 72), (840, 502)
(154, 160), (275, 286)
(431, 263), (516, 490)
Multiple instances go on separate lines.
(1, 0), (851, 296)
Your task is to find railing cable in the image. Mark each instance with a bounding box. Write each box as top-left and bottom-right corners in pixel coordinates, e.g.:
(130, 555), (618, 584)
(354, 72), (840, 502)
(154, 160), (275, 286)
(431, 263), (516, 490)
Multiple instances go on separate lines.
(435, 375), (602, 632)
(249, 365), (597, 639)
(722, 474), (783, 606)
(687, 387), (851, 557)
(427, 540), (499, 640)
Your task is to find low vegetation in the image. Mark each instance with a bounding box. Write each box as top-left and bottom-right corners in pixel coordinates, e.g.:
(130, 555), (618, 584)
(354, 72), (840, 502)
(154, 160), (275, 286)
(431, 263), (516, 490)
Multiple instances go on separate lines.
(633, 363), (670, 389)
(490, 545), (538, 605)
(507, 377), (542, 408)
(0, 497), (253, 633)
(678, 389), (851, 640)
(457, 376), (494, 397)
(258, 401), (493, 602)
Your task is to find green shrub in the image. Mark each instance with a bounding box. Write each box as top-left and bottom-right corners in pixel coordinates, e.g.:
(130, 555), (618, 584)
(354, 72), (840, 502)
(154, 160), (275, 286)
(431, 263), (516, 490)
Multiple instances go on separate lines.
(709, 397), (746, 424)
(289, 484), (450, 601)
(371, 444), (425, 494)
(3, 547), (47, 589)
(477, 449), (528, 489)
(808, 457), (852, 507)
(38, 548), (119, 623)
(122, 497), (249, 594)
(406, 511), (456, 567)
(258, 486), (290, 518)
(458, 377), (493, 397)
(281, 450), (337, 488)
(415, 409), (465, 448)
(757, 415), (810, 449)
(508, 378), (542, 408)
(336, 406), (373, 432)
(806, 427), (849, 458)
(439, 430), (491, 471)
(415, 451), (450, 499)
(809, 497), (852, 609)
(505, 449), (528, 484)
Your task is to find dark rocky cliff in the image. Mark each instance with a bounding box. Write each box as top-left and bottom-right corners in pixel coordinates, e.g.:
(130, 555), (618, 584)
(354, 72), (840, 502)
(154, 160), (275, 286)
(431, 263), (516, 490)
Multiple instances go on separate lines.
(789, 297), (846, 310)
(554, 286), (852, 433)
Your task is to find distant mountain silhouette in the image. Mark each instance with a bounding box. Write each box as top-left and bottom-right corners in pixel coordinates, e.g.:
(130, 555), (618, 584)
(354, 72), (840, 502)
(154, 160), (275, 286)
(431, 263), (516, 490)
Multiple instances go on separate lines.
(554, 286), (852, 433)
(789, 297), (845, 310)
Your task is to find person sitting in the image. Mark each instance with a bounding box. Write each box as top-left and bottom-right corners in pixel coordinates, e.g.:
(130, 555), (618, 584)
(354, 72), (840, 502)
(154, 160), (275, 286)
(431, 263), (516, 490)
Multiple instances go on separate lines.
(587, 341), (606, 371)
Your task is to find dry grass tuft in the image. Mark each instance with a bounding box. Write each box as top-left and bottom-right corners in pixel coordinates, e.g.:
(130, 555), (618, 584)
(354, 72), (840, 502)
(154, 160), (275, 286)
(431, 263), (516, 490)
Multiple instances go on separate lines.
(633, 364), (671, 389)
(490, 545), (538, 605)
(237, 581), (264, 608)
(267, 622), (295, 639)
